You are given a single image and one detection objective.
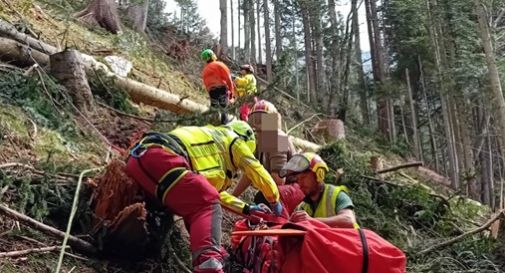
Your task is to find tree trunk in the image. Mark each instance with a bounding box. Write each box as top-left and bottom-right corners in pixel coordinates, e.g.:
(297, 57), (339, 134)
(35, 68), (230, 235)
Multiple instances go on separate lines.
(74, 0), (122, 34)
(50, 49), (95, 114)
(274, 0), (282, 59)
(220, 0), (228, 55)
(264, 0), (272, 81)
(339, 11), (354, 120)
(419, 55), (439, 171)
(400, 100), (410, 145)
(365, 0), (391, 140)
(327, 0), (340, 116)
(427, 0), (459, 189)
(454, 94), (477, 200)
(256, 0), (262, 64)
(238, 0), (241, 59)
(231, 0), (235, 60)
(312, 1), (326, 106)
(125, 0), (149, 32)
(479, 104), (492, 205)
(474, 0), (505, 168)
(300, 1), (316, 103)
(250, 0), (256, 64)
(352, 0), (369, 125)
(244, 0), (250, 62)
(406, 68), (422, 160)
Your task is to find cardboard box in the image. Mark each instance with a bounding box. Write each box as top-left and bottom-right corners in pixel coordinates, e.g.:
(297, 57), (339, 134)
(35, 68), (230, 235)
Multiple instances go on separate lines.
(248, 112), (281, 131)
(257, 129), (289, 153)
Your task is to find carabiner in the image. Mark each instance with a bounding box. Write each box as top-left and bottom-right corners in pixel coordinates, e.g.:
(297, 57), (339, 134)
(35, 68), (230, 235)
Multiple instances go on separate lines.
(129, 144), (146, 158)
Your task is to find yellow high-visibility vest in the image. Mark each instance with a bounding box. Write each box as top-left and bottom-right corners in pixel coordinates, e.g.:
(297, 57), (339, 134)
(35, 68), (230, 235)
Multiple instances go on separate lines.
(301, 185), (349, 218)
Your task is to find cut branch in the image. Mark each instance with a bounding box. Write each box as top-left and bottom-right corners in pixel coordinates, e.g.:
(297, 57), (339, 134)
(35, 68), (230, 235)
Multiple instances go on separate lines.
(418, 210), (505, 255)
(0, 246), (66, 258)
(377, 161), (424, 174)
(0, 204), (97, 254)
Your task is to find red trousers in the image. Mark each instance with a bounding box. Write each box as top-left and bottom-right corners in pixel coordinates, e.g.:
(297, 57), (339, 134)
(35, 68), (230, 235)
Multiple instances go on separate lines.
(126, 147), (226, 273)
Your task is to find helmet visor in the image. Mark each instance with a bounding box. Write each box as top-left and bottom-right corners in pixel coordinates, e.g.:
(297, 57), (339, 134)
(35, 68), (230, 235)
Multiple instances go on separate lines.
(279, 155), (310, 178)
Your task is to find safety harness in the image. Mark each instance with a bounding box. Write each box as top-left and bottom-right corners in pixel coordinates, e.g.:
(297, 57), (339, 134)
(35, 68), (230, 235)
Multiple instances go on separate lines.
(128, 132), (191, 202)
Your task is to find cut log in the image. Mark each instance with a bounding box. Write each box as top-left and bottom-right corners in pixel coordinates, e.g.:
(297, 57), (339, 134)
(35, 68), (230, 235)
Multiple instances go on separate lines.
(290, 136), (321, 152)
(417, 166), (451, 187)
(0, 20), (59, 55)
(377, 161), (423, 174)
(0, 204), (97, 254)
(0, 37), (49, 67)
(50, 49), (95, 113)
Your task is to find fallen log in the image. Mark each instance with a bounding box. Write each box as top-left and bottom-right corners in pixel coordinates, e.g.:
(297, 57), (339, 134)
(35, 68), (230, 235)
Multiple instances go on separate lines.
(377, 161), (423, 174)
(0, 245), (67, 258)
(0, 204), (97, 254)
(0, 37), (49, 66)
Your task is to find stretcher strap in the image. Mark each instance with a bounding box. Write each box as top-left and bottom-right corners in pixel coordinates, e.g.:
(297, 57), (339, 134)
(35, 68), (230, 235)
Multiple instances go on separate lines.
(358, 228), (369, 273)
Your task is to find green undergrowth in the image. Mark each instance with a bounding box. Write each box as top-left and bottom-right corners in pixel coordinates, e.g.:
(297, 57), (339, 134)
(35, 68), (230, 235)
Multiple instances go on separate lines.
(320, 141), (504, 272)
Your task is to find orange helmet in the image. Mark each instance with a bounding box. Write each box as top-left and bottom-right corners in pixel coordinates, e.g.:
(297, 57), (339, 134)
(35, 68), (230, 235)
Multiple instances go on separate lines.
(279, 153), (329, 183)
(249, 99), (278, 115)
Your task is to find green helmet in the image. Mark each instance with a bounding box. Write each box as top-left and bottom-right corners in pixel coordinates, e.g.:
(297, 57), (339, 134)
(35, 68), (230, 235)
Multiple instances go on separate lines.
(201, 49), (216, 62)
(227, 120), (256, 154)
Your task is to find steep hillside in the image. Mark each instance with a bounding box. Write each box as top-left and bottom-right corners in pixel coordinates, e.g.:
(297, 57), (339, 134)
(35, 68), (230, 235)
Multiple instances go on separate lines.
(0, 1), (504, 273)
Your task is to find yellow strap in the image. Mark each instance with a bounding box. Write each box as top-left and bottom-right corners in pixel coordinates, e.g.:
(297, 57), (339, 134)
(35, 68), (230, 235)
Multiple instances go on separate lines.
(157, 167), (190, 203)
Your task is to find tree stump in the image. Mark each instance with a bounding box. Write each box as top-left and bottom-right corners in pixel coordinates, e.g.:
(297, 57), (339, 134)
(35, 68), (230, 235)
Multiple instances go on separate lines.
(50, 49), (95, 114)
(90, 159), (173, 260)
(312, 119), (345, 141)
(370, 156), (385, 179)
(370, 156), (383, 173)
(73, 0), (122, 34)
(125, 0), (150, 32)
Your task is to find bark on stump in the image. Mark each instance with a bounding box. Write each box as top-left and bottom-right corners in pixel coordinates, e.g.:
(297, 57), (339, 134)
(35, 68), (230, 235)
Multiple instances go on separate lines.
(50, 49), (95, 114)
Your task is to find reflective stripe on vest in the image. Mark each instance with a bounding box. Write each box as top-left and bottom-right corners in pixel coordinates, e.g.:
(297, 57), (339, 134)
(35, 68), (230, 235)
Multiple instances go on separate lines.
(301, 185), (349, 218)
(169, 126), (238, 191)
(156, 167), (189, 202)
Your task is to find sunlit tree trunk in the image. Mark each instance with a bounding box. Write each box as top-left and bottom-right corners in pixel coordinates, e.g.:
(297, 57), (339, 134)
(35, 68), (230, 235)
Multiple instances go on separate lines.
(264, 0), (272, 80)
(220, 0), (228, 55)
(352, 0), (369, 125)
(231, 0), (235, 59)
(274, 0), (282, 59)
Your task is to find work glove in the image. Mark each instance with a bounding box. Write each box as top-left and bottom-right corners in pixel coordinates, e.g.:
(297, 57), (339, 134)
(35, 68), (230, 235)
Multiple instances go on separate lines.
(247, 203), (271, 215)
(270, 202), (283, 216)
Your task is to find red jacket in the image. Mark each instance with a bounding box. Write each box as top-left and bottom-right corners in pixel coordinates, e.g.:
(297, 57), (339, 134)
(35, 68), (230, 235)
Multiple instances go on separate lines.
(201, 61), (235, 95)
